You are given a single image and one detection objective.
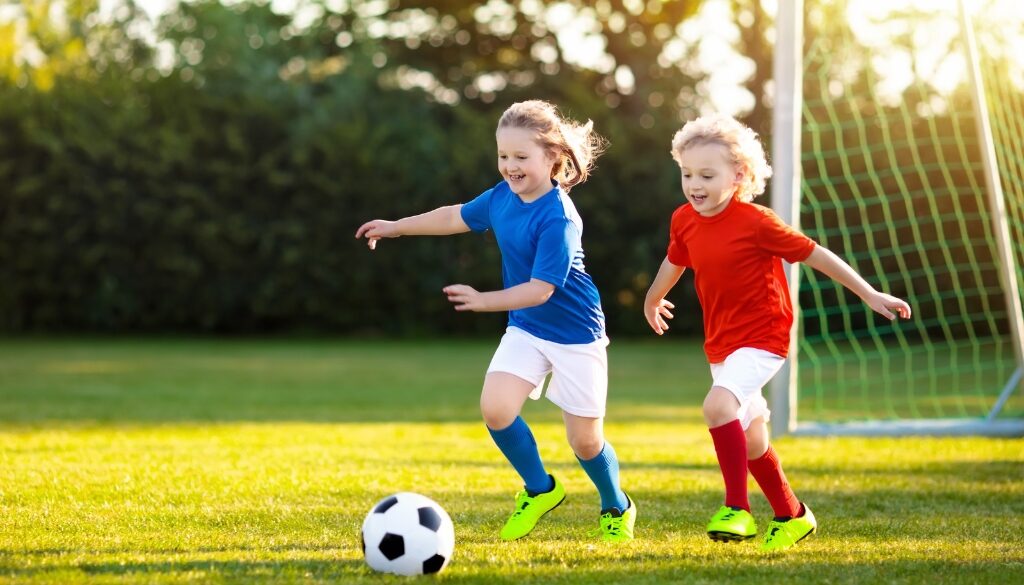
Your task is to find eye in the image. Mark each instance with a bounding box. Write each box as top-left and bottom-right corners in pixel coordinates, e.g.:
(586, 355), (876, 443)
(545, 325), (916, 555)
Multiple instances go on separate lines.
(498, 155), (507, 160)
(682, 173), (691, 179)
(702, 175), (713, 180)
(517, 155), (527, 160)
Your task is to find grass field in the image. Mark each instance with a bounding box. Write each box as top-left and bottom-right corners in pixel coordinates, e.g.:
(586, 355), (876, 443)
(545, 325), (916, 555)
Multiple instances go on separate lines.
(1, 337), (1022, 584)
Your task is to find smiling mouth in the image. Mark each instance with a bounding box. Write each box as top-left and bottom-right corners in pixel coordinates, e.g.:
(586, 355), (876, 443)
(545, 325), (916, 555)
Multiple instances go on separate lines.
(690, 194), (707, 203)
(509, 174), (525, 181)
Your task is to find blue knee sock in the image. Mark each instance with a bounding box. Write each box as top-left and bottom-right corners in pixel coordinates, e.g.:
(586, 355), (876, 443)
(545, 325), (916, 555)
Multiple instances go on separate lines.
(577, 441), (629, 512)
(487, 416), (553, 494)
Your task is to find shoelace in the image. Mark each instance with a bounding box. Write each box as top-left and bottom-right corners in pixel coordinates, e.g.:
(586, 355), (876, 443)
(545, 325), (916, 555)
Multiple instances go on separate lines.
(764, 522), (784, 542)
(589, 512), (624, 537)
(509, 491), (533, 518)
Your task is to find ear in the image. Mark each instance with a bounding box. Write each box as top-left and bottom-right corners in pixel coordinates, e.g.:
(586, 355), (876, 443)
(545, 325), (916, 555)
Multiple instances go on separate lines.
(546, 148), (561, 166)
(733, 164), (747, 185)
(546, 149), (562, 176)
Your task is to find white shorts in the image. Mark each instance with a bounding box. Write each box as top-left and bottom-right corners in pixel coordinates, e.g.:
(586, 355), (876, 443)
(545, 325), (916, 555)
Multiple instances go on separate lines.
(709, 347), (786, 430)
(486, 326), (609, 418)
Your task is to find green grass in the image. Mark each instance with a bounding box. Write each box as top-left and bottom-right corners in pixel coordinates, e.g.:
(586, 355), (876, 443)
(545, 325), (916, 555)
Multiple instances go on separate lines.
(1, 337), (1022, 584)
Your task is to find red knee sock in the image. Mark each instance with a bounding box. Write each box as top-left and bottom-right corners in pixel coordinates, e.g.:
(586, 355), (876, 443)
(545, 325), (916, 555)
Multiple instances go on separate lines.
(748, 445), (801, 518)
(709, 419), (749, 511)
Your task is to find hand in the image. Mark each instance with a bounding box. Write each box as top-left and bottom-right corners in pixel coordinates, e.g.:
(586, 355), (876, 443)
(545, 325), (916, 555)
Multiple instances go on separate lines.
(644, 298), (675, 335)
(354, 220), (399, 250)
(866, 291), (912, 321)
(443, 284), (486, 312)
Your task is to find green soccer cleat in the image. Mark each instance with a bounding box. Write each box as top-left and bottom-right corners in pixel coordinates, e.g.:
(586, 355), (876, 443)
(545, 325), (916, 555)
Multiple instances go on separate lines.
(597, 494), (637, 543)
(761, 503), (817, 552)
(499, 474), (566, 541)
(706, 505), (757, 542)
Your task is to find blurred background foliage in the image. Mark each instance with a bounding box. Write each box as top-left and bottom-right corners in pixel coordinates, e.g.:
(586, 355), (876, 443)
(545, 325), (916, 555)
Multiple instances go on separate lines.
(0, 0), (1017, 336)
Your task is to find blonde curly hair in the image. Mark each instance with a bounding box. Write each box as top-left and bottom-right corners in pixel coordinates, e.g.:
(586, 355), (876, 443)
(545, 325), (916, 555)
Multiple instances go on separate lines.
(669, 114), (772, 202)
(498, 100), (607, 191)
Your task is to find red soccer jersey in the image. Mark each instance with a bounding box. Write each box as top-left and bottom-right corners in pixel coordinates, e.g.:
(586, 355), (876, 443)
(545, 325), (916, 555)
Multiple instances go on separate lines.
(667, 197), (817, 363)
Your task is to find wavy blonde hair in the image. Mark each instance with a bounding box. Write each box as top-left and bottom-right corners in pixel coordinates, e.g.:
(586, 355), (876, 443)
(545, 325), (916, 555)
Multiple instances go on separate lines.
(669, 114), (772, 202)
(498, 100), (607, 191)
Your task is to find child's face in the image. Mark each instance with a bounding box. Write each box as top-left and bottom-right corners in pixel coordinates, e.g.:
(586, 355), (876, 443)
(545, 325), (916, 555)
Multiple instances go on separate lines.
(496, 126), (558, 202)
(677, 143), (743, 217)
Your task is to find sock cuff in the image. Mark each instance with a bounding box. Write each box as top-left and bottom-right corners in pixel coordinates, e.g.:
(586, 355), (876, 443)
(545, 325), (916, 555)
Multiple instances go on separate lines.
(577, 441), (614, 468)
(709, 418), (744, 436)
(487, 416), (533, 443)
(750, 445), (779, 466)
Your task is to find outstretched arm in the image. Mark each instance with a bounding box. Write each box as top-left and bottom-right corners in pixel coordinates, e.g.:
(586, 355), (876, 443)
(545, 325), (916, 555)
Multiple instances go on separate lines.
(443, 279), (555, 312)
(355, 205), (470, 250)
(643, 257), (687, 335)
(802, 246), (912, 320)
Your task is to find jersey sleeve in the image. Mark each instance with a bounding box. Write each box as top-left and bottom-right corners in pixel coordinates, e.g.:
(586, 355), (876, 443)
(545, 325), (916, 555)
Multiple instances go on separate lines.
(666, 205), (691, 267)
(459, 186), (495, 232)
(531, 219), (576, 287)
(757, 208), (817, 262)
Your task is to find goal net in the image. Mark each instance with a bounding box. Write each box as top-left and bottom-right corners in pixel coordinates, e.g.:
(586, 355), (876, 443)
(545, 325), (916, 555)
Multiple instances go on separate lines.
(771, 0), (1024, 436)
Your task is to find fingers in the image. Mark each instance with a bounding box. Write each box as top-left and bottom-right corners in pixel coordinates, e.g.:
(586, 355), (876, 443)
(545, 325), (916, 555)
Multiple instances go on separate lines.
(896, 301), (912, 319)
(443, 285), (473, 311)
(645, 312), (667, 335)
(881, 297), (912, 320)
(356, 222), (380, 250)
(647, 320), (664, 335)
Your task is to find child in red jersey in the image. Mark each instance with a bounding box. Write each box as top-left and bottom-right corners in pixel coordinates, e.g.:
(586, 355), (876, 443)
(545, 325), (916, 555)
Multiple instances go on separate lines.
(643, 114), (911, 551)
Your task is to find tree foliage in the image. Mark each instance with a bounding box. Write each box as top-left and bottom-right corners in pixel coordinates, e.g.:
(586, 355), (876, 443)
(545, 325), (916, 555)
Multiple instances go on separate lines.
(2, 0), (1016, 336)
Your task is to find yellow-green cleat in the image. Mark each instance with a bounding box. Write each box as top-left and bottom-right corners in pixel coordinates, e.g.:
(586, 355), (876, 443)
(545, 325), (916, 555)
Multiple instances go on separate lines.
(597, 494), (637, 542)
(499, 474), (566, 541)
(706, 505), (757, 542)
(761, 503), (816, 552)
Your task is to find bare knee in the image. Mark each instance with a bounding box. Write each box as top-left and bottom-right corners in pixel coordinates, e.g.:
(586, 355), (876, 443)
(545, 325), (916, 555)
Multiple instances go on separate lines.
(568, 434), (603, 460)
(745, 417), (769, 459)
(703, 387), (740, 427)
(479, 373), (534, 430)
(746, 434), (768, 459)
(480, 396), (516, 430)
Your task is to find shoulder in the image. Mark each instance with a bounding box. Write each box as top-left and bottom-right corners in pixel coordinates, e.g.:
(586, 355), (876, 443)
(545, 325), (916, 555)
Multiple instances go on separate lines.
(730, 201), (783, 230)
(746, 201), (784, 222)
(489, 181), (512, 198)
(534, 187), (577, 223)
(670, 203), (695, 229)
(670, 202), (694, 221)
(468, 181), (511, 211)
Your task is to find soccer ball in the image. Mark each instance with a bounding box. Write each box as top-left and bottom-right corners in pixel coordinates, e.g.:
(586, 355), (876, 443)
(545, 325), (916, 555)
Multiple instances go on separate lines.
(361, 492), (455, 576)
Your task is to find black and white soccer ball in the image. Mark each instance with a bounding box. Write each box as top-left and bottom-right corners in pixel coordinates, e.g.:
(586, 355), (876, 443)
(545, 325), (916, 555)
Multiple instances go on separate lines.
(361, 492), (455, 576)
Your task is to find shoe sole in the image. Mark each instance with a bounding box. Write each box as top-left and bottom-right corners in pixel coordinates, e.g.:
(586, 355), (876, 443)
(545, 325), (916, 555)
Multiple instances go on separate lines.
(501, 494), (567, 541)
(707, 531), (756, 542)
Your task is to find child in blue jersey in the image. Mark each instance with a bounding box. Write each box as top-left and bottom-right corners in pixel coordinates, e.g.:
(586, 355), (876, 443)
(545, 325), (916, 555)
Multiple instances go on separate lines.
(355, 100), (635, 542)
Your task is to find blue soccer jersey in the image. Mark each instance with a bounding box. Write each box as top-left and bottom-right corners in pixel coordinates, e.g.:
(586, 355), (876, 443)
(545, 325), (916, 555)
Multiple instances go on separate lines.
(460, 181), (606, 345)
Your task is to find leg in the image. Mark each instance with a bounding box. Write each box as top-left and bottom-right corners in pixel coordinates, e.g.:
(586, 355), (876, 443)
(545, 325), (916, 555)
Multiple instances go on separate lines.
(703, 386), (750, 511)
(565, 412), (635, 541)
(564, 412), (628, 511)
(484, 373), (565, 541)
(745, 416), (770, 460)
(753, 432), (816, 551)
(481, 372), (551, 493)
(703, 385), (757, 541)
(746, 417), (801, 519)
